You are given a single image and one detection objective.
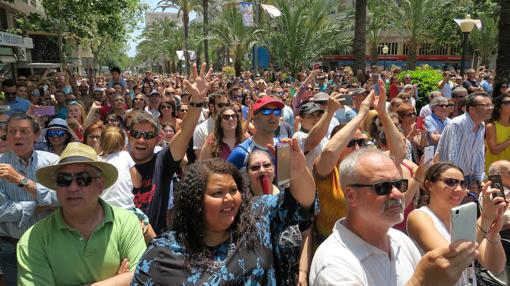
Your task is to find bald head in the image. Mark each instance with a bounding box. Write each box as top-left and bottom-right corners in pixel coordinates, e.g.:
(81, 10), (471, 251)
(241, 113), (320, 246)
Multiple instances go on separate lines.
(488, 160), (510, 176)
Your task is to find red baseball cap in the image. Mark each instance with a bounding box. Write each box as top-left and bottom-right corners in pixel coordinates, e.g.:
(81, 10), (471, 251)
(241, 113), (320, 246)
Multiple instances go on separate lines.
(253, 96), (285, 113)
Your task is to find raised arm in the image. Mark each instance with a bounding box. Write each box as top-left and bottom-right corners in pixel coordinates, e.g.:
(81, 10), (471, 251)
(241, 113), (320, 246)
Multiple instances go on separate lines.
(314, 91), (374, 177)
(288, 138), (316, 209)
(170, 63), (212, 161)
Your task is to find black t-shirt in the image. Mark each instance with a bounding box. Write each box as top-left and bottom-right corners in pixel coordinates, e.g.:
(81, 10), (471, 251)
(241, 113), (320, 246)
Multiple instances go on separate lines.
(133, 145), (181, 234)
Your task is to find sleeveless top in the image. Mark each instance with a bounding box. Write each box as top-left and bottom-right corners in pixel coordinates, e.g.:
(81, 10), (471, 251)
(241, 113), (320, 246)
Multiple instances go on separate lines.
(485, 121), (510, 173)
(411, 207), (476, 286)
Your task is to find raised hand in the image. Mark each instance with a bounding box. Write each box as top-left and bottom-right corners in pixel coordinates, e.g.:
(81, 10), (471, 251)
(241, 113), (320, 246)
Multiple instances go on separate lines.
(183, 63), (213, 103)
(326, 92), (344, 113)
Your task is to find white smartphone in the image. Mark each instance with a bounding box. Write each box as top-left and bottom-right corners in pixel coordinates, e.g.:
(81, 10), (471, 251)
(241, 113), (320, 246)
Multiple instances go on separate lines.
(276, 143), (291, 187)
(450, 202), (477, 242)
(423, 146), (434, 163)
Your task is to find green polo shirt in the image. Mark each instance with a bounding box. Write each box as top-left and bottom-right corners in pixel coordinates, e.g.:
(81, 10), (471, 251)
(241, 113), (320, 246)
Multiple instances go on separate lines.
(17, 199), (147, 286)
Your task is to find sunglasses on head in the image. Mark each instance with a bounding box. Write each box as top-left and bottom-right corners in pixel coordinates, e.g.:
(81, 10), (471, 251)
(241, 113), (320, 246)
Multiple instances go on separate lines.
(249, 162), (273, 172)
(221, 114), (237, 120)
(56, 172), (99, 187)
(347, 138), (366, 148)
(349, 179), (409, 196)
(47, 129), (66, 138)
(440, 178), (467, 189)
(259, 108), (282, 116)
(130, 130), (156, 139)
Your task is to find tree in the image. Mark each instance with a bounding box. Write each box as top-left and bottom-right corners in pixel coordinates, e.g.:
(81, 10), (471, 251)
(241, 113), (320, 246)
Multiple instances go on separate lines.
(259, 0), (351, 75)
(203, 0), (210, 69)
(366, 0), (391, 65)
(352, 0), (367, 72)
(158, 0), (202, 75)
(470, 12), (498, 67)
(495, 0), (510, 85)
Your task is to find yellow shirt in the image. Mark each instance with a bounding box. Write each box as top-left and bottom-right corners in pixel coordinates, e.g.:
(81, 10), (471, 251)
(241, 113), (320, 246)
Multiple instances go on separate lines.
(314, 166), (347, 238)
(485, 121), (510, 173)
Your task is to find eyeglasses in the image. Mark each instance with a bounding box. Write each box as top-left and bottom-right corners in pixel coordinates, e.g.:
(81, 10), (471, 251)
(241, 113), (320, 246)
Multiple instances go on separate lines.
(150, 93), (160, 97)
(436, 104), (449, 108)
(474, 103), (494, 109)
(259, 108), (282, 116)
(404, 112), (416, 117)
(134, 98), (144, 102)
(347, 138), (366, 148)
(439, 178), (467, 189)
(215, 103), (229, 108)
(249, 162), (273, 172)
(349, 179), (409, 196)
(0, 135), (6, 141)
(221, 114), (237, 121)
(56, 172), (100, 187)
(161, 104), (173, 110)
(47, 129), (66, 138)
(130, 130), (156, 140)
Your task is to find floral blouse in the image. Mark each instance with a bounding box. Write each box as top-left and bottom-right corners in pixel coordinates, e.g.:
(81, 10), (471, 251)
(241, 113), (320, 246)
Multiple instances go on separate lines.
(131, 189), (318, 285)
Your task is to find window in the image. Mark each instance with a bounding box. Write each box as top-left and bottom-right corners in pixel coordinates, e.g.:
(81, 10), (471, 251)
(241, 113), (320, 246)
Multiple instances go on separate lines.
(0, 8), (7, 30)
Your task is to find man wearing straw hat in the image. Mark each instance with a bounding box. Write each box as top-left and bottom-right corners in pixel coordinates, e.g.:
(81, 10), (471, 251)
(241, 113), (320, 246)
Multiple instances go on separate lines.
(16, 142), (147, 286)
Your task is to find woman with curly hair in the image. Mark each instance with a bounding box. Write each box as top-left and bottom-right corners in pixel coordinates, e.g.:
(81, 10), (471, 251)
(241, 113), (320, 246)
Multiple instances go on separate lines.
(132, 139), (317, 285)
(199, 106), (244, 161)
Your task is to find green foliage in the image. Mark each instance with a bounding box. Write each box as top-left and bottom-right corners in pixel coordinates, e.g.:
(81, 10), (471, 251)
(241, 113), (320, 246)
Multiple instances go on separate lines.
(397, 66), (442, 107)
(222, 66), (235, 76)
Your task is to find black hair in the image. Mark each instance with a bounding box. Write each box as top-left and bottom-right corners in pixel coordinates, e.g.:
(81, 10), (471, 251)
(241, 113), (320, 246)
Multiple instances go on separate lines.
(490, 94), (510, 122)
(110, 67), (121, 74)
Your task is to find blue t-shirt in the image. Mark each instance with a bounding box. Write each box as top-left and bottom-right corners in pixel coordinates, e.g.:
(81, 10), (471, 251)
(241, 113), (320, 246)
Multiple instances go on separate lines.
(7, 97), (31, 115)
(227, 137), (279, 170)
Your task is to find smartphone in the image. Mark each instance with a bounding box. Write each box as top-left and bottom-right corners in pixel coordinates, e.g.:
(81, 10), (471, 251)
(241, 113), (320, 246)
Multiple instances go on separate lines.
(33, 106), (55, 117)
(488, 174), (505, 199)
(423, 146), (434, 163)
(276, 143), (291, 187)
(450, 202), (477, 243)
(416, 117), (425, 130)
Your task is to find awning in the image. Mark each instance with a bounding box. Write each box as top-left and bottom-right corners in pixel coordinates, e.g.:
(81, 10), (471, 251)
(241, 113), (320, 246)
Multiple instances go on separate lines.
(0, 56), (16, 63)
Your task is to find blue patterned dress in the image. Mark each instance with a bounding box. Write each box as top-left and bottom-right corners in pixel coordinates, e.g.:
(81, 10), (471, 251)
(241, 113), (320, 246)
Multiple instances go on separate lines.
(131, 189), (318, 285)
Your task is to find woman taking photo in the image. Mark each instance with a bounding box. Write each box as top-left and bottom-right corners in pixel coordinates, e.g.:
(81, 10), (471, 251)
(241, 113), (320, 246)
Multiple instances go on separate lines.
(407, 162), (507, 285)
(132, 138), (317, 285)
(199, 107), (244, 161)
(485, 94), (510, 173)
(158, 97), (182, 131)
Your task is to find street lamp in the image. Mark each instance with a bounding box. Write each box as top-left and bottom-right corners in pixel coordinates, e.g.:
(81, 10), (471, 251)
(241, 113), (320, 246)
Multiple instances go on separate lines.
(454, 14), (481, 76)
(382, 45), (389, 70)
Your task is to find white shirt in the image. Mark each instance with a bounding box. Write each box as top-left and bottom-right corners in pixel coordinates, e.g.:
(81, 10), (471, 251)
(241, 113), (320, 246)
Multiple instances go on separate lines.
(100, 150), (136, 209)
(310, 219), (421, 286)
(193, 117), (214, 150)
(293, 131), (328, 171)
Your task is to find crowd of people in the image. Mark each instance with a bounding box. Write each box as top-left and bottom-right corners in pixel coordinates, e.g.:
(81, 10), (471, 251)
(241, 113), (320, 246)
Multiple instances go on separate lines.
(0, 62), (509, 285)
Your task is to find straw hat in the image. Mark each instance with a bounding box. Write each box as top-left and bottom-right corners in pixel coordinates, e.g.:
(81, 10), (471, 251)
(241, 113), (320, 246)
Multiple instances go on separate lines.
(36, 142), (118, 190)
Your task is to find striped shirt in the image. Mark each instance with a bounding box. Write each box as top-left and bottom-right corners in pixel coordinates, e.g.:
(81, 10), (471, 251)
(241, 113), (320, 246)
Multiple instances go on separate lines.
(436, 113), (485, 181)
(0, 150), (59, 239)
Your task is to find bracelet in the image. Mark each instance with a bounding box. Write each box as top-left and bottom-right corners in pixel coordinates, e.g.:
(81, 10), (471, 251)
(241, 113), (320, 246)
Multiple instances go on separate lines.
(486, 235), (501, 244)
(477, 223), (488, 234)
(412, 177), (423, 184)
(189, 101), (205, 108)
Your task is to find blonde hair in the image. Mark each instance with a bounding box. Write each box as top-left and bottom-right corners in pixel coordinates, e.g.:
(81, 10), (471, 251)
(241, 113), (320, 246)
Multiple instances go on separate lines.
(100, 126), (125, 155)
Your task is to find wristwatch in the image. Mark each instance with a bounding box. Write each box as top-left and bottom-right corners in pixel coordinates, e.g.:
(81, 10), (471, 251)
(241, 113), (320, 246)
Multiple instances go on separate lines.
(189, 101), (205, 108)
(18, 177), (29, 188)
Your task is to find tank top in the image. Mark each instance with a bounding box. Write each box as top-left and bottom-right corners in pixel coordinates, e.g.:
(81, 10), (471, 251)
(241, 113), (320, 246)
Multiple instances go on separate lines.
(412, 207), (476, 286)
(485, 121), (510, 173)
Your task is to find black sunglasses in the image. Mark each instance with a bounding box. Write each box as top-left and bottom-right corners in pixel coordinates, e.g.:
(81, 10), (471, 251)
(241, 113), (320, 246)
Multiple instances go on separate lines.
(440, 178), (467, 189)
(349, 179), (409, 196)
(130, 130), (156, 140)
(56, 172), (99, 187)
(347, 138), (366, 148)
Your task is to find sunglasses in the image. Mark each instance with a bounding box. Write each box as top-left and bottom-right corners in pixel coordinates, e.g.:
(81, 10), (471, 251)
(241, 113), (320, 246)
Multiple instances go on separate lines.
(47, 129), (66, 138)
(347, 138), (366, 148)
(221, 114), (237, 121)
(259, 108), (282, 116)
(134, 98), (144, 102)
(130, 130), (156, 140)
(249, 162), (273, 172)
(0, 135), (6, 141)
(349, 179), (409, 196)
(404, 112), (416, 117)
(215, 103), (229, 108)
(437, 104), (449, 108)
(161, 104), (173, 110)
(448, 104), (455, 107)
(440, 178), (467, 189)
(56, 172), (99, 187)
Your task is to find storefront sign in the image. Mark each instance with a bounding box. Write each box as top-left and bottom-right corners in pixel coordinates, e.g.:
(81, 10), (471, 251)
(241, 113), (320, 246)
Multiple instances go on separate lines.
(0, 32), (33, 49)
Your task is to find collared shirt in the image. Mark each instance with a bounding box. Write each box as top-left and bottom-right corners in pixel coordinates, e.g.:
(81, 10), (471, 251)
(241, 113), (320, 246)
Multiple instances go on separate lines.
(309, 219), (421, 286)
(17, 200), (147, 286)
(0, 150), (59, 239)
(425, 112), (451, 136)
(193, 117), (214, 151)
(437, 113), (485, 181)
(334, 106), (357, 124)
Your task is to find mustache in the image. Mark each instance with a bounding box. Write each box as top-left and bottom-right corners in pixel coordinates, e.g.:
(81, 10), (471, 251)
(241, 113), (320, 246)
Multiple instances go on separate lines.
(384, 199), (404, 209)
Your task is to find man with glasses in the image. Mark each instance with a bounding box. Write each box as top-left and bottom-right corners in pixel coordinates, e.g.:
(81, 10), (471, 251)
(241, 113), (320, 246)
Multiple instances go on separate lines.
(424, 96), (451, 147)
(228, 96), (284, 170)
(145, 90), (162, 119)
(463, 68), (484, 93)
(193, 92), (229, 159)
(2, 79), (30, 115)
(418, 91), (441, 118)
(310, 148), (478, 286)
(17, 142), (146, 286)
(437, 92), (493, 194)
(0, 113), (59, 286)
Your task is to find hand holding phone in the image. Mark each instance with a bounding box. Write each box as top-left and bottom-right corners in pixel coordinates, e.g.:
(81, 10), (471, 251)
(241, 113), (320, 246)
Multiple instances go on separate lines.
(276, 143), (290, 187)
(416, 117), (425, 130)
(488, 175), (505, 199)
(423, 146), (434, 163)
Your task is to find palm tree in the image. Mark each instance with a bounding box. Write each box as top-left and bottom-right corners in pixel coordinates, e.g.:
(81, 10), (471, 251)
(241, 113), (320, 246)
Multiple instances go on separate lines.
(496, 0), (510, 84)
(202, 0), (210, 69)
(366, 0), (390, 65)
(352, 0), (367, 73)
(470, 12), (498, 68)
(158, 0), (202, 75)
(259, 0), (350, 75)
